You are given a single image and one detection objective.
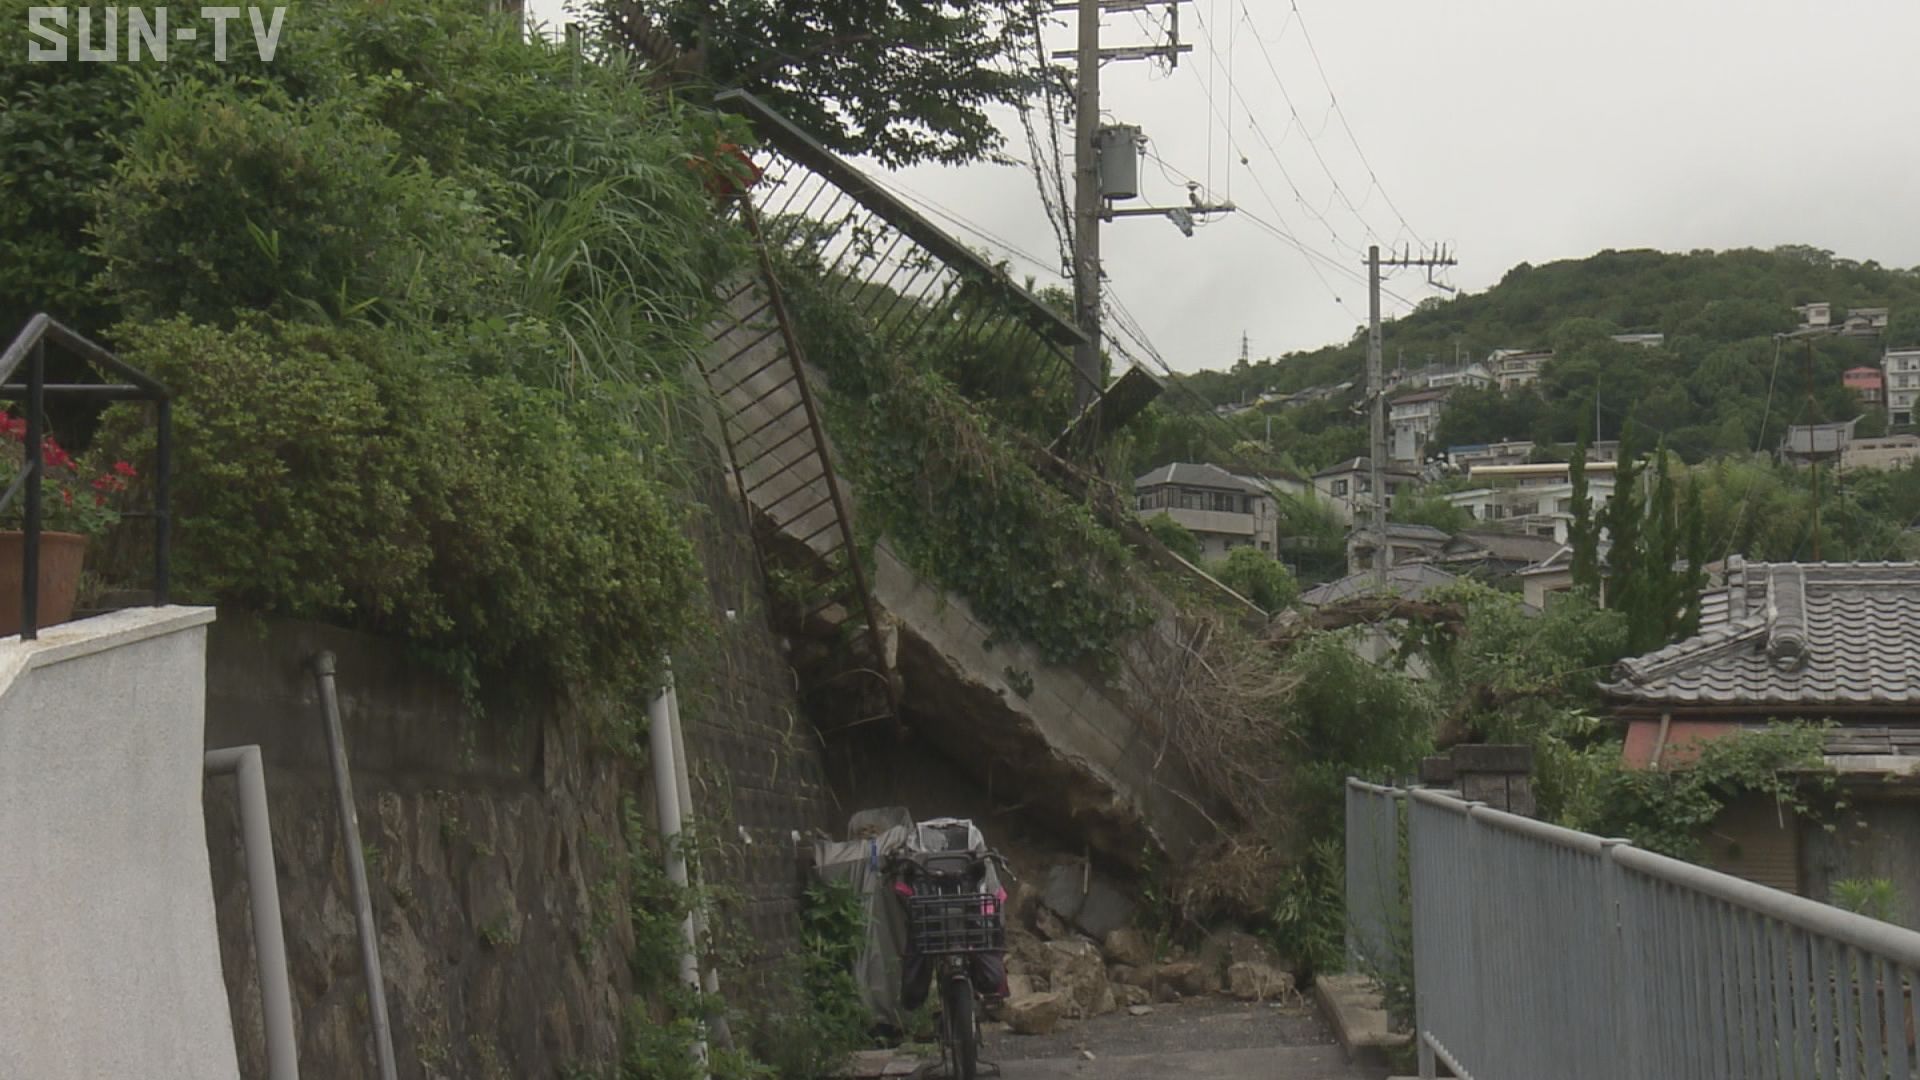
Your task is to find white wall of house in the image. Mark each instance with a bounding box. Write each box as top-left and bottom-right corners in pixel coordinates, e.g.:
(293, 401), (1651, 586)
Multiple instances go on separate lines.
(0, 607), (238, 1080)
(1887, 350), (1920, 425)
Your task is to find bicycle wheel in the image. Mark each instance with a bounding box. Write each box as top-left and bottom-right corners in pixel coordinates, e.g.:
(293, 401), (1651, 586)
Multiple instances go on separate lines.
(942, 975), (977, 1080)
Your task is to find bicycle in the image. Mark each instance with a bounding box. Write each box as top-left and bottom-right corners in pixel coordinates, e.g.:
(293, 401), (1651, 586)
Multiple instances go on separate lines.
(893, 846), (1013, 1080)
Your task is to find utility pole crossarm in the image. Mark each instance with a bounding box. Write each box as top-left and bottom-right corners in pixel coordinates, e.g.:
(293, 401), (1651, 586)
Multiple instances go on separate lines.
(1052, 44), (1195, 62)
(1102, 202), (1233, 218)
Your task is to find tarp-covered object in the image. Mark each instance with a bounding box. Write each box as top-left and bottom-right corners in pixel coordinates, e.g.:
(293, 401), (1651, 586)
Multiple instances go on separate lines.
(811, 809), (1002, 1027)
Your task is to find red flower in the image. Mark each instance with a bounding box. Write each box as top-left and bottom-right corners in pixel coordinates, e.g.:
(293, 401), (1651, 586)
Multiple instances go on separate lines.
(113, 461), (137, 478)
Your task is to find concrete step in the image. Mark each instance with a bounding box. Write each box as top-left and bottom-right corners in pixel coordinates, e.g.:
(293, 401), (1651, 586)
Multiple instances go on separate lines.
(1313, 973), (1410, 1067)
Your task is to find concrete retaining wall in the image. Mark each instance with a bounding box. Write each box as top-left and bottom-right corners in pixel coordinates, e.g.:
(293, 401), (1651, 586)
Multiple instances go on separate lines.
(0, 606), (238, 1080)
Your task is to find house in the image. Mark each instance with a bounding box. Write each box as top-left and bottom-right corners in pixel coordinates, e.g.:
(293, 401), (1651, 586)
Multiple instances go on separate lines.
(1346, 522), (1453, 575)
(1610, 332), (1666, 349)
(1425, 362), (1493, 392)
(1489, 349), (1551, 392)
(1779, 418), (1859, 468)
(1443, 440), (1536, 472)
(1601, 558), (1920, 921)
(1886, 349), (1920, 426)
(1389, 389), (1449, 462)
(1842, 434), (1920, 472)
(1312, 457), (1421, 524)
(1443, 461), (1619, 541)
(1795, 302), (1832, 329)
(1843, 366), (1884, 405)
(1434, 529), (1568, 580)
(1134, 463), (1280, 558)
(1841, 307), (1890, 338)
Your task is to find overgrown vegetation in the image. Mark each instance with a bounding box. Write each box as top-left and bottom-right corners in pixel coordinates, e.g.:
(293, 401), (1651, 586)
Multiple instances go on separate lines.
(1165, 246), (1920, 469)
(778, 253), (1153, 667)
(1, 0), (748, 703)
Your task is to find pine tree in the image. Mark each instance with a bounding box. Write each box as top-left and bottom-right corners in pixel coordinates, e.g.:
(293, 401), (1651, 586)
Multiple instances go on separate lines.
(1568, 422), (1601, 594)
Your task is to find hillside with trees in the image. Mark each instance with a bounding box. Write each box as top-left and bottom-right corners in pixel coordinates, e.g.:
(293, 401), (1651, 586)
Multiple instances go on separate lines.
(1135, 246), (1920, 475)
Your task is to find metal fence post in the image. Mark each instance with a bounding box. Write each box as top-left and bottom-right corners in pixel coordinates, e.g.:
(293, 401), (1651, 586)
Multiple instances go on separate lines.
(1599, 837), (1642, 1080)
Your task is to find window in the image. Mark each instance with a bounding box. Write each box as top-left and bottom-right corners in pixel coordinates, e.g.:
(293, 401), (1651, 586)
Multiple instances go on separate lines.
(1210, 491), (1239, 513)
(1332, 479), (1350, 496)
(1260, 540), (1272, 552)
(1137, 494), (1152, 510)
(1180, 492), (1200, 510)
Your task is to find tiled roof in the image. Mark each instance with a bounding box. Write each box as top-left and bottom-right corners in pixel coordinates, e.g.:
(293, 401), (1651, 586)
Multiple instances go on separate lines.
(1312, 456), (1423, 479)
(1602, 558), (1920, 708)
(1300, 563), (1461, 607)
(1134, 462), (1264, 494)
(1446, 530), (1565, 565)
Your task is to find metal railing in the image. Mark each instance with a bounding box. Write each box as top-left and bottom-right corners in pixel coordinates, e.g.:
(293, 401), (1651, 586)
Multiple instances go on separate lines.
(1345, 779), (1406, 976)
(1347, 778), (1920, 1080)
(714, 89), (1103, 441)
(0, 315), (171, 640)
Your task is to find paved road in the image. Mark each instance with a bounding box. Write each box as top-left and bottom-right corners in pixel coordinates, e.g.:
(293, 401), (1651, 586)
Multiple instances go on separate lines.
(982, 998), (1389, 1080)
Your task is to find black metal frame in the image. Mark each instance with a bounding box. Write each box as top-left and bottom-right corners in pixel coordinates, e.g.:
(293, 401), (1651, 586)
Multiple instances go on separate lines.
(713, 89), (1112, 437)
(908, 891), (1007, 957)
(0, 315), (171, 640)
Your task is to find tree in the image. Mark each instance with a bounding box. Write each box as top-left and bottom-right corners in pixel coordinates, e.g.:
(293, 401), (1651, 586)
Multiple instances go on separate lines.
(1568, 425), (1601, 594)
(589, 0), (1039, 166)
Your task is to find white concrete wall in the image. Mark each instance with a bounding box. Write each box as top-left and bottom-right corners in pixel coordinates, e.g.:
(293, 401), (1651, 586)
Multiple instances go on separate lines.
(0, 606), (237, 1080)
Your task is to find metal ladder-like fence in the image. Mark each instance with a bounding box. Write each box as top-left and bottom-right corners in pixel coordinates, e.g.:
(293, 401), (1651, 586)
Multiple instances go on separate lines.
(1347, 777), (1920, 1080)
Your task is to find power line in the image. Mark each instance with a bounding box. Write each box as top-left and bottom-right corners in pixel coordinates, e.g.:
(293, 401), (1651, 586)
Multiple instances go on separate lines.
(1285, 0), (1426, 249)
(866, 172), (1067, 283)
(1231, 1), (1389, 252)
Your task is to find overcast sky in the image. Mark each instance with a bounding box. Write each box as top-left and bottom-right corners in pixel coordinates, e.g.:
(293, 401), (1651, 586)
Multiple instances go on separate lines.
(529, 1), (1920, 374)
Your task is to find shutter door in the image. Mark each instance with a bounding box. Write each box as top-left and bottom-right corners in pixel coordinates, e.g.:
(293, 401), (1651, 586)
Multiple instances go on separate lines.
(1702, 793), (1801, 895)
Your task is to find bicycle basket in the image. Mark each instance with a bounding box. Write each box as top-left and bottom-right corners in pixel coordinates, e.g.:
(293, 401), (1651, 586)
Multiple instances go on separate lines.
(907, 892), (1006, 956)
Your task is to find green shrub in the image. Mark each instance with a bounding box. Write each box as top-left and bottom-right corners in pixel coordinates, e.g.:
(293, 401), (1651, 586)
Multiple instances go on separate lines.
(1144, 513), (1202, 563)
(97, 315), (699, 700)
(90, 79), (508, 327)
(1207, 547), (1298, 611)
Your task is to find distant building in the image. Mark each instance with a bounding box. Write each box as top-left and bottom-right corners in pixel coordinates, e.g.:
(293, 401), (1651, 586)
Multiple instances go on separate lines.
(1444, 440), (1537, 471)
(1311, 457), (1421, 524)
(1844, 366), (1885, 405)
(1389, 389), (1449, 462)
(1134, 463), (1281, 558)
(1489, 349), (1551, 392)
(1610, 332), (1666, 348)
(1444, 461), (1621, 541)
(1841, 307), (1891, 338)
(1795, 302), (1832, 329)
(1425, 362), (1494, 392)
(1886, 348), (1920, 425)
(1779, 418), (1859, 468)
(1346, 522), (1453, 576)
(1842, 434), (1920, 473)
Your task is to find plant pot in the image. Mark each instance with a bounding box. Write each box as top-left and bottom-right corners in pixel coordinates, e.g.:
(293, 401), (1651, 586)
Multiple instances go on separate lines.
(0, 530), (88, 636)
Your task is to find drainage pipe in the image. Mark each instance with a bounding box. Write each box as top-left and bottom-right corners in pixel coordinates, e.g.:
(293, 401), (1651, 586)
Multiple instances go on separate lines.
(205, 745), (299, 1080)
(648, 667), (709, 1074)
(666, 681), (734, 1051)
(310, 651), (399, 1080)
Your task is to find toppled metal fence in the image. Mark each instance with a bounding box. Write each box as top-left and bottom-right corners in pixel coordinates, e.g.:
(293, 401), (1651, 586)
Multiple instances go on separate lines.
(1348, 778), (1920, 1080)
(715, 89), (1109, 444)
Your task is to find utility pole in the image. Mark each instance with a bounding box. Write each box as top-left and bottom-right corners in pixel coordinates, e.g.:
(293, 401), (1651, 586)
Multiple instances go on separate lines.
(1807, 339), (1821, 561)
(1365, 243), (1458, 588)
(1060, 0), (1222, 420)
(1070, 0), (1102, 415)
